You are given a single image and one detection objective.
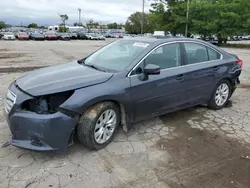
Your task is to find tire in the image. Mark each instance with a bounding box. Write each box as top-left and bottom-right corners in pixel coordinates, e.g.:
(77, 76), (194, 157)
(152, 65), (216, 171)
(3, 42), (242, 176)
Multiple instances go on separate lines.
(208, 79), (232, 110)
(77, 102), (120, 150)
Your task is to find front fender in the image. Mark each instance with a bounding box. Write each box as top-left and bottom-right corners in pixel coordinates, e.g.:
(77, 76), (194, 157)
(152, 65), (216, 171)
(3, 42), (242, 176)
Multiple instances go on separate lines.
(60, 80), (134, 122)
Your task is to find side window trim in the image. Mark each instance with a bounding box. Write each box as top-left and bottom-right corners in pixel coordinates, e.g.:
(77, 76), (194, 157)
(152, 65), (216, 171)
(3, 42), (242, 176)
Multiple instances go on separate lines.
(128, 42), (182, 77)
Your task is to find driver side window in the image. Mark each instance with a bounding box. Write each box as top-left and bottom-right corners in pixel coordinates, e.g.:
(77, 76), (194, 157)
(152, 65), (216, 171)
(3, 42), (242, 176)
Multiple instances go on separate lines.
(144, 43), (181, 70)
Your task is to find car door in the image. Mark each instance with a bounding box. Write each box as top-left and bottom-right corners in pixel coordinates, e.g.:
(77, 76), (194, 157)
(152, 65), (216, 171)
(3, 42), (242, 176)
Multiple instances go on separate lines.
(128, 42), (188, 122)
(181, 42), (223, 103)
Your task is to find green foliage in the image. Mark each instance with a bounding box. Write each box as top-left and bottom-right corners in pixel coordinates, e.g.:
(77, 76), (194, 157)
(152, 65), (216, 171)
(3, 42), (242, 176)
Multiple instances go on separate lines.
(0, 21), (6, 29)
(59, 14), (69, 26)
(125, 0), (250, 40)
(107, 23), (124, 29)
(107, 23), (118, 29)
(59, 26), (68, 33)
(125, 12), (155, 34)
(27, 23), (38, 28)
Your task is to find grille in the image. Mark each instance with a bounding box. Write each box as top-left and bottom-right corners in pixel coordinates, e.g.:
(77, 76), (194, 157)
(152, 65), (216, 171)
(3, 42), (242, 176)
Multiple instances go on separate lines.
(4, 89), (16, 113)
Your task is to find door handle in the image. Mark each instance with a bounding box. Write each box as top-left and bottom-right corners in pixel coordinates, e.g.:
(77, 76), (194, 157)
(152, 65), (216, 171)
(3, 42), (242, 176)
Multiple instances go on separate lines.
(176, 74), (184, 80)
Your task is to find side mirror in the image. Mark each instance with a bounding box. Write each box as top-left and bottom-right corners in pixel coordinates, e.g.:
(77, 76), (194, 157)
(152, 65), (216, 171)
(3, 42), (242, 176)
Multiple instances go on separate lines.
(143, 64), (160, 75)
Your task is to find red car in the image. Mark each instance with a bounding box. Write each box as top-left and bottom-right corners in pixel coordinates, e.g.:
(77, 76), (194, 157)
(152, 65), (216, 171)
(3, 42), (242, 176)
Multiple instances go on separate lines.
(17, 32), (29, 40)
(44, 32), (57, 40)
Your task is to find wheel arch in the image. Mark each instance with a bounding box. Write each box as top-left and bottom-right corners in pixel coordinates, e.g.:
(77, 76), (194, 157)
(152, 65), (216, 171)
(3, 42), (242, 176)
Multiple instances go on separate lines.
(79, 99), (130, 132)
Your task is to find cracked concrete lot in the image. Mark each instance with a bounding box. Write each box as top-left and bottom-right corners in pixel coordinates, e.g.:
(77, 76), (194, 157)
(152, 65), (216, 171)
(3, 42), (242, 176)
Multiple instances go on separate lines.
(0, 41), (250, 188)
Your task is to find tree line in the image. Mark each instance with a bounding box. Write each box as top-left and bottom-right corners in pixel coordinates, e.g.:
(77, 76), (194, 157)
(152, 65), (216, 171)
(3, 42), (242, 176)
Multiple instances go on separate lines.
(125, 0), (250, 43)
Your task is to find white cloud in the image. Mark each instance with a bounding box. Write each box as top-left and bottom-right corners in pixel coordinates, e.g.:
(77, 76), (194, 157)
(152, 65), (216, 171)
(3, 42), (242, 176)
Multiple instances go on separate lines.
(0, 0), (151, 26)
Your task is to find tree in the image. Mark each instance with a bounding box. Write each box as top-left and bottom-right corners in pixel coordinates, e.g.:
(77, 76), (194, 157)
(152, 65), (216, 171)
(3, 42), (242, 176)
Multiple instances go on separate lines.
(27, 23), (38, 28)
(59, 14), (69, 26)
(0, 21), (6, 29)
(189, 0), (250, 43)
(86, 19), (99, 28)
(107, 23), (118, 29)
(125, 12), (155, 34)
(59, 26), (68, 32)
(149, 0), (187, 35)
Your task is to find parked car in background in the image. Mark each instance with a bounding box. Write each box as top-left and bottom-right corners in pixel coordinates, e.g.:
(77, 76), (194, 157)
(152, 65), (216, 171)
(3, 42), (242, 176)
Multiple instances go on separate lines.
(153, 31), (165, 37)
(3, 32), (16, 40)
(3, 37), (242, 152)
(44, 32), (57, 40)
(17, 32), (29, 40)
(96, 34), (105, 40)
(123, 34), (133, 39)
(69, 32), (78, 39)
(57, 33), (71, 41)
(105, 33), (115, 38)
(86, 33), (99, 40)
(30, 33), (45, 41)
(77, 31), (89, 40)
(0, 32), (4, 39)
(242, 35), (250, 40)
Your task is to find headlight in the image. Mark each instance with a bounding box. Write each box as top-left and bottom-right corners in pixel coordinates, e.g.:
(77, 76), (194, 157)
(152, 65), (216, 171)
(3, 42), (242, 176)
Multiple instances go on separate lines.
(21, 90), (74, 114)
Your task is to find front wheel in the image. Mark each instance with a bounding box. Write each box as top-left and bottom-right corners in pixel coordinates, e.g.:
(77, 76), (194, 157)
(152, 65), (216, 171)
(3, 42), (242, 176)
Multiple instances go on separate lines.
(208, 80), (232, 110)
(77, 102), (120, 150)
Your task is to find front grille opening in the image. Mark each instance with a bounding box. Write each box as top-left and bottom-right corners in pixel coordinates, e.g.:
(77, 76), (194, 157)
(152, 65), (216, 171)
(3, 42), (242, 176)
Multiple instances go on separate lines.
(21, 91), (74, 114)
(4, 89), (16, 113)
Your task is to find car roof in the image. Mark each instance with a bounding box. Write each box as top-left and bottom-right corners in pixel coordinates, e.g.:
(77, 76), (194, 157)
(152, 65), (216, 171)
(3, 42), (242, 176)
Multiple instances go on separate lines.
(123, 36), (220, 50)
(124, 36), (205, 43)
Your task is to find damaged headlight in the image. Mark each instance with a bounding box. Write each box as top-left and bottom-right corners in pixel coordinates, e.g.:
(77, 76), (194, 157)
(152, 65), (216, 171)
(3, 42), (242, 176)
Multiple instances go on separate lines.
(21, 90), (74, 114)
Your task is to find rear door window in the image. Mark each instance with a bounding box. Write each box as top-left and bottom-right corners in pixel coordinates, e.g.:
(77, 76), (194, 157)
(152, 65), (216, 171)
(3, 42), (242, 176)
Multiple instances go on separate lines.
(184, 43), (209, 64)
(207, 47), (221, 60)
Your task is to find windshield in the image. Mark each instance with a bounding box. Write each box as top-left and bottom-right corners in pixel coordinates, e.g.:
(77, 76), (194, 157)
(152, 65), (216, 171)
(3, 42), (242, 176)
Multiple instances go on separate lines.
(5, 32), (14, 35)
(19, 33), (27, 36)
(84, 40), (150, 71)
(61, 33), (69, 36)
(34, 33), (42, 36)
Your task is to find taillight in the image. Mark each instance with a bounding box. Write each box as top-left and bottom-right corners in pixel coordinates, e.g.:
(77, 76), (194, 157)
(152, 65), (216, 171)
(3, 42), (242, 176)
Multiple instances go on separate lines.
(237, 59), (243, 68)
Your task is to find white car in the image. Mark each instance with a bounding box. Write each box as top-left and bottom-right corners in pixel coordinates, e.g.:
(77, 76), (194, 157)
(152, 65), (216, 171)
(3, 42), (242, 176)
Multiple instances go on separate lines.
(97, 35), (105, 40)
(86, 34), (99, 40)
(3, 32), (16, 40)
(153, 31), (165, 37)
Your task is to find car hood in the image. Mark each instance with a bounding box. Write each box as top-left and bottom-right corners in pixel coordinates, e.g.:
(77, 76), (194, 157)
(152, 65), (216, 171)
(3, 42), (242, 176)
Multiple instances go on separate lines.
(16, 61), (113, 96)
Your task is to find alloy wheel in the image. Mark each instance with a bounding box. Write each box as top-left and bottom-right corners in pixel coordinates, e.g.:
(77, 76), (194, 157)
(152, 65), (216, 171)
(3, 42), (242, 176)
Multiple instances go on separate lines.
(215, 83), (229, 106)
(94, 109), (117, 144)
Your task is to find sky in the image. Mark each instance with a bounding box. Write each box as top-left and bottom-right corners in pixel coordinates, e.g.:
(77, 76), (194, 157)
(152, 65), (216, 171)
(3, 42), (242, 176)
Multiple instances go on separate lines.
(0, 0), (151, 26)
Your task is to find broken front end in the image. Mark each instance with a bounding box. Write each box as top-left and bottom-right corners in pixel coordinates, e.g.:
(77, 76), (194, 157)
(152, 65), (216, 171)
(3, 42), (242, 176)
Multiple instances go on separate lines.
(3, 82), (79, 152)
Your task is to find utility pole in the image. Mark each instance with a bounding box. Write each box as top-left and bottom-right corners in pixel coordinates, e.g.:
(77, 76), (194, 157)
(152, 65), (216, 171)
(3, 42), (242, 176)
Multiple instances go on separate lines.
(78, 8), (81, 25)
(185, 0), (190, 37)
(141, 0), (145, 35)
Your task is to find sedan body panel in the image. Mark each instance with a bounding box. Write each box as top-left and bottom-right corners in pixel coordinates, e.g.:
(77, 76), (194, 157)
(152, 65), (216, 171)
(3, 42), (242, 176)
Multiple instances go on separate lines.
(5, 83), (77, 152)
(3, 37), (242, 152)
(129, 66), (188, 122)
(16, 62), (113, 96)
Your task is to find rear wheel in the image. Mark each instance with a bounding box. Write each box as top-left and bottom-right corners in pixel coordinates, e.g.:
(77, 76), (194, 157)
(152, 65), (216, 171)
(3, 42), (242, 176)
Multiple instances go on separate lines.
(77, 102), (120, 150)
(208, 80), (232, 110)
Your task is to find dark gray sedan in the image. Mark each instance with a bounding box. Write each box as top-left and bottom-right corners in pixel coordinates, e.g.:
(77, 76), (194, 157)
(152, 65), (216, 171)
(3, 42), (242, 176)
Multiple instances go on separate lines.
(3, 37), (242, 152)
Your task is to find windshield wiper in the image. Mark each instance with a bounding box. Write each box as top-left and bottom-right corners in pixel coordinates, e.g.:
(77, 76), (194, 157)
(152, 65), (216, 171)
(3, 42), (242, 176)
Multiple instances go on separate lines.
(77, 59), (106, 72)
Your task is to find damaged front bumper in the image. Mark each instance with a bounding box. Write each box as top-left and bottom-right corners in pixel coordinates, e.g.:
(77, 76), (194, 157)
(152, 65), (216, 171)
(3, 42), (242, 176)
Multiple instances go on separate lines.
(4, 83), (78, 152)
